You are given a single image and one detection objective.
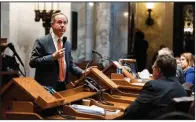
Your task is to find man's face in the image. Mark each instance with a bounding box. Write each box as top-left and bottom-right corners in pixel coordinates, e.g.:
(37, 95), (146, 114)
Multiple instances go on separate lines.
(152, 63), (161, 79)
(51, 14), (68, 37)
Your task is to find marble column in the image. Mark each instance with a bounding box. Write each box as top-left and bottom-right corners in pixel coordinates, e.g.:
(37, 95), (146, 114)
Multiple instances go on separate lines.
(85, 3), (95, 61)
(110, 3), (129, 60)
(71, 3), (86, 62)
(1, 3), (10, 55)
(94, 3), (111, 66)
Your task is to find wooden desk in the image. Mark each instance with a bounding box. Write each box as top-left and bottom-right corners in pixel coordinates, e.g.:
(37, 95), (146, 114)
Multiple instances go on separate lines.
(0, 77), (66, 109)
(45, 115), (93, 120)
(63, 105), (124, 120)
(58, 86), (97, 104)
(92, 93), (135, 111)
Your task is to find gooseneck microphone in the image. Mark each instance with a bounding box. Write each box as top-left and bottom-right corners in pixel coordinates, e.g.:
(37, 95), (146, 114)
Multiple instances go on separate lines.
(92, 50), (113, 63)
(7, 43), (24, 67)
(92, 50), (103, 58)
(7, 43), (26, 76)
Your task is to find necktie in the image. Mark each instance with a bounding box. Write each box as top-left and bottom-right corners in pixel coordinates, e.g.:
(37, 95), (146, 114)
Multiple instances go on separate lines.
(57, 39), (66, 82)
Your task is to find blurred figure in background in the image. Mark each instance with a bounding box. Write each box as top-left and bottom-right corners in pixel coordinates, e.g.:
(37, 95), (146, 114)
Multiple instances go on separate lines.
(175, 57), (181, 66)
(152, 45), (166, 65)
(134, 30), (148, 72)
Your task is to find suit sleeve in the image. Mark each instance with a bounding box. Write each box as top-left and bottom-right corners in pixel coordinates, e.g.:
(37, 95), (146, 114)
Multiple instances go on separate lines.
(67, 46), (83, 77)
(124, 81), (155, 119)
(176, 66), (185, 84)
(29, 39), (54, 68)
(69, 56), (83, 77)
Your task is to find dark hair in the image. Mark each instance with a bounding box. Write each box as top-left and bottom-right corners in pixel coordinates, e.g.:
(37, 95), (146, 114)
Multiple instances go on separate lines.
(135, 31), (145, 39)
(155, 54), (177, 77)
(160, 45), (166, 49)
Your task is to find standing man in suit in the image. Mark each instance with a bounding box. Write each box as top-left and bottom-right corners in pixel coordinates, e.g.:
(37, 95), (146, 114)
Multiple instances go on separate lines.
(124, 54), (187, 119)
(29, 12), (84, 91)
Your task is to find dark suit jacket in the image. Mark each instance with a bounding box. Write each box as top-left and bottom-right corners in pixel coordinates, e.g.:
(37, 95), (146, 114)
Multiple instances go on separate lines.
(124, 76), (187, 119)
(29, 34), (83, 89)
(176, 65), (185, 84)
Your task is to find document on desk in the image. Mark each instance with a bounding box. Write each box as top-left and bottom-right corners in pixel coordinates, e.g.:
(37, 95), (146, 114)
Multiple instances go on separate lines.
(131, 82), (145, 86)
(106, 109), (121, 115)
(71, 104), (105, 115)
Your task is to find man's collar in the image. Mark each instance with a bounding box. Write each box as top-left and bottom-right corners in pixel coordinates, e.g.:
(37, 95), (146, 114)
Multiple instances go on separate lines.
(51, 31), (63, 41)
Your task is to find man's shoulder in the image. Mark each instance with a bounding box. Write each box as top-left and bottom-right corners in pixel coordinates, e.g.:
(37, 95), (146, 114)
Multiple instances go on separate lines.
(145, 78), (168, 86)
(38, 34), (51, 41)
(64, 38), (71, 46)
(65, 39), (71, 44)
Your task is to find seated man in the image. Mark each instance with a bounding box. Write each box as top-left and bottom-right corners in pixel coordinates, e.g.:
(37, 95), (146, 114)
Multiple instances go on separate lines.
(123, 54), (187, 119)
(158, 47), (185, 84)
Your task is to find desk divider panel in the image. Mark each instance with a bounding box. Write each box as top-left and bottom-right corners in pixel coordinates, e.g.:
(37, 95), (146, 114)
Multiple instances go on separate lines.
(66, 67), (119, 90)
(0, 77), (125, 120)
(103, 61), (137, 83)
(0, 77), (65, 109)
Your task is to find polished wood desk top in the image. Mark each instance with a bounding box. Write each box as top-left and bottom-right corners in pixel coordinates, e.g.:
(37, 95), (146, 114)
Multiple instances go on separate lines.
(59, 86), (97, 104)
(45, 115), (93, 120)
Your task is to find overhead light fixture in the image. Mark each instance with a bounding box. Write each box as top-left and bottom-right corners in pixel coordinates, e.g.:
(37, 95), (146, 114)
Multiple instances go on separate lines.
(146, 3), (154, 26)
(89, 2), (94, 7)
(34, 2), (60, 35)
(123, 12), (128, 17)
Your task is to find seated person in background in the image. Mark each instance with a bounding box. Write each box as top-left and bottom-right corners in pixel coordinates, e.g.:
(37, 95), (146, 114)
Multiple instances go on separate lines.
(158, 47), (185, 84)
(175, 57), (181, 65)
(123, 54), (187, 120)
(152, 45), (166, 65)
(180, 52), (195, 92)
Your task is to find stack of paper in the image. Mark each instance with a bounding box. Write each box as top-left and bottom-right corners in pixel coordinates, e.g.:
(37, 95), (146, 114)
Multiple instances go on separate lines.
(105, 109), (121, 115)
(131, 82), (145, 86)
(138, 69), (150, 79)
(71, 104), (105, 116)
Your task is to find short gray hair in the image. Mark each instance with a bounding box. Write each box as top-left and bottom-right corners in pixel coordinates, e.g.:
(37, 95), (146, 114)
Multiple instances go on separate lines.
(51, 12), (68, 24)
(158, 47), (173, 56)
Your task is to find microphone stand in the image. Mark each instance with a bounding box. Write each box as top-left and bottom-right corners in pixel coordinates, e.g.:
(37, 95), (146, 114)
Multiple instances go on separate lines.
(102, 56), (114, 66)
(84, 60), (93, 81)
(92, 51), (114, 106)
(92, 51), (139, 97)
(92, 51), (114, 67)
(12, 53), (26, 77)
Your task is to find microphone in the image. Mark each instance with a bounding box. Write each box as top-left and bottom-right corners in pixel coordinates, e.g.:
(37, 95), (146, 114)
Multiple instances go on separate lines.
(92, 50), (113, 64)
(92, 50), (103, 58)
(7, 43), (24, 67)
